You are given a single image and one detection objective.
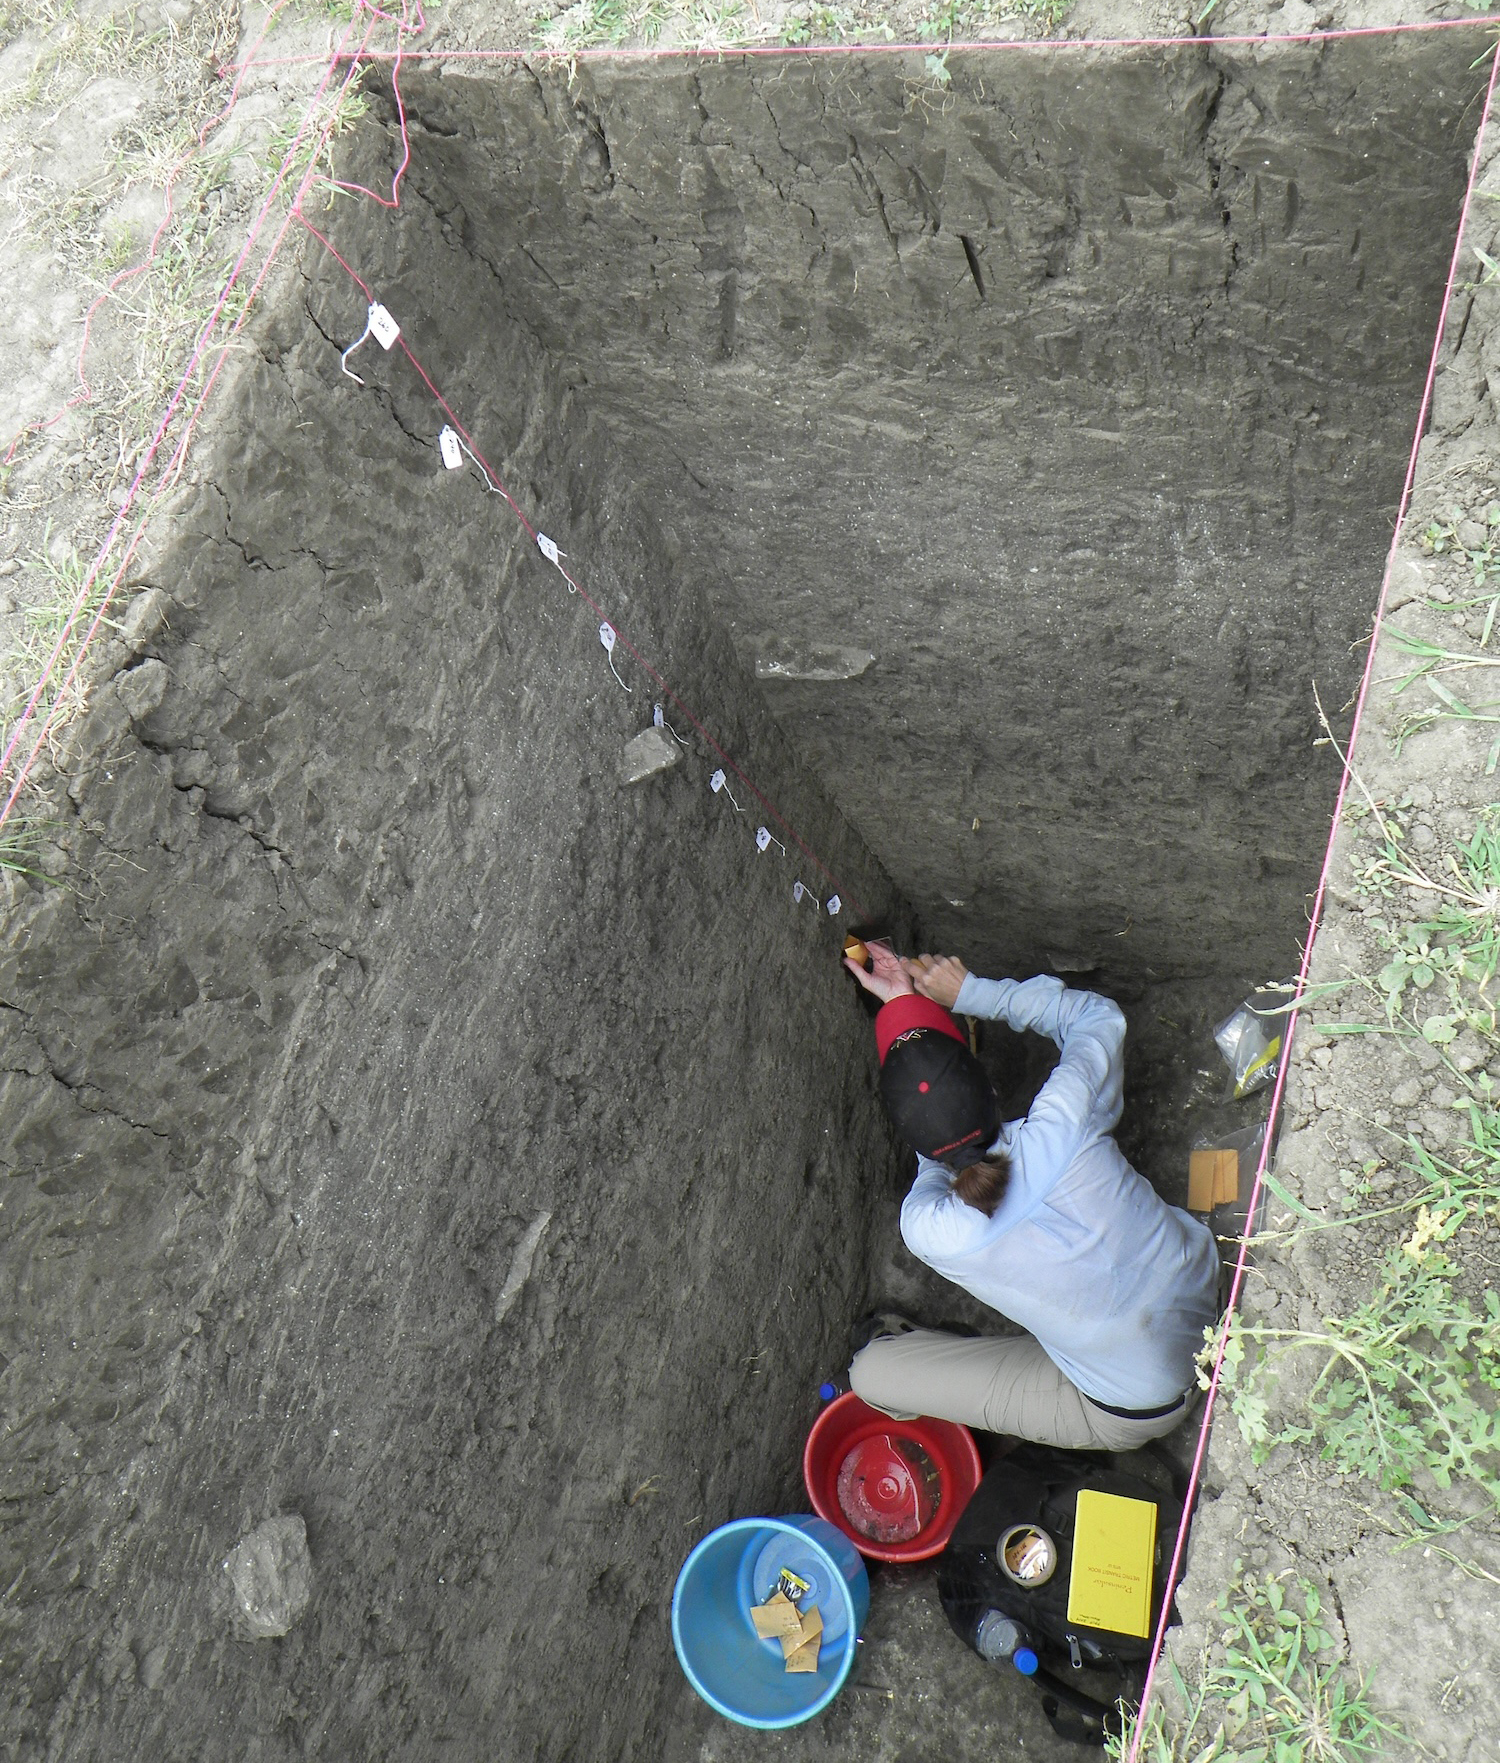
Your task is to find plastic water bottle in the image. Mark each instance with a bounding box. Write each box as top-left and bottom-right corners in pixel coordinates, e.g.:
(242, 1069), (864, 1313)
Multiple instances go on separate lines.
(974, 1609), (1038, 1672)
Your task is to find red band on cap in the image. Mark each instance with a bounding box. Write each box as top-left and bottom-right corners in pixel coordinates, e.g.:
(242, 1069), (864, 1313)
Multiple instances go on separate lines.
(875, 994), (969, 1064)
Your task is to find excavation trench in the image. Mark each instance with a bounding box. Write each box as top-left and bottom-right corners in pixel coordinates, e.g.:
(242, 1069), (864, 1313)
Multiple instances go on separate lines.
(0, 36), (1487, 1763)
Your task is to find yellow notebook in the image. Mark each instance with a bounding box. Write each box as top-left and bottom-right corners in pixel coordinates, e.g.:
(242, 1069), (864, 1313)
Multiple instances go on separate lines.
(1066, 1490), (1157, 1638)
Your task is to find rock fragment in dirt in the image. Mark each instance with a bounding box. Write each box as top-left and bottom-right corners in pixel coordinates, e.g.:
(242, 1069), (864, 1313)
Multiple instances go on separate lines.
(114, 660), (168, 724)
(223, 1515), (313, 1638)
(1046, 949), (1100, 973)
(755, 641), (875, 682)
(120, 588), (170, 655)
(620, 726), (683, 785)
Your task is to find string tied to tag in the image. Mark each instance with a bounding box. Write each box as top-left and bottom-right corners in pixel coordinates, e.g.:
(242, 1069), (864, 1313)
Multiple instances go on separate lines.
(341, 301), (400, 384)
(654, 704), (688, 746)
(439, 424), (500, 492)
(599, 622), (631, 692)
(709, 769), (742, 811)
(536, 533), (576, 592)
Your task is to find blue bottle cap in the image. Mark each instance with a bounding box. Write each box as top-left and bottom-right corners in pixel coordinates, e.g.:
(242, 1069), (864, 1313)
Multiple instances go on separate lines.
(818, 1381), (838, 1401)
(1013, 1647), (1040, 1676)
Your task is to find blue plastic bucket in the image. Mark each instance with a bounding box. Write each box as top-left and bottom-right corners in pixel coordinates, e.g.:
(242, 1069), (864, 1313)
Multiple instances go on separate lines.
(671, 1514), (870, 1729)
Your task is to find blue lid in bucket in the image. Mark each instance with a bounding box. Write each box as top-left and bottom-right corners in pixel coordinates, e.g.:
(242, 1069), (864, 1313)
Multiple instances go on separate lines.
(672, 1515), (870, 1730)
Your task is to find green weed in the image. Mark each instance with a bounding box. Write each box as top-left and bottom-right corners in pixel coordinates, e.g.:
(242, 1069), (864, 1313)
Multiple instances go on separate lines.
(539, 0), (694, 47)
(0, 818), (66, 888)
(1420, 506), (1500, 586)
(1332, 807), (1500, 1052)
(1110, 1568), (1401, 1763)
(266, 74), (372, 200)
(917, 0), (1070, 41)
(4, 533), (124, 739)
(1214, 1246), (1500, 1502)
(1221, 802), (1500, 1504)
(779, 3), (854, 43)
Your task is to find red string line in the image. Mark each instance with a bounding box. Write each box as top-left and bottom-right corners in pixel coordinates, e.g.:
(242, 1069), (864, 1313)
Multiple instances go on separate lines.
(326, 1), (422, 207)
(296, 212), (870, 919)
(232, 13), (1500, 74)
(1124, 34), (1500, 1762)
(0, 8), (391, 828)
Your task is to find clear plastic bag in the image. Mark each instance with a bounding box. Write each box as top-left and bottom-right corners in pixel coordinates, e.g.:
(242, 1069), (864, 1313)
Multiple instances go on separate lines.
(1192, 1120), (1270, 1242)
(1213, 989), (1288, 1099)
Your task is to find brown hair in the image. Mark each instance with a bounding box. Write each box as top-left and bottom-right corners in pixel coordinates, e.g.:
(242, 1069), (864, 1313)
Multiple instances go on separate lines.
(950, 1152), (1012, 1218)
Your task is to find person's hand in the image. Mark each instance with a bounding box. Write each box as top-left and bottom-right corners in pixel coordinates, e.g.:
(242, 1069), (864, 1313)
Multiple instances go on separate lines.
(844, 940), (916, 1003)
(905, 954), (969, 1010)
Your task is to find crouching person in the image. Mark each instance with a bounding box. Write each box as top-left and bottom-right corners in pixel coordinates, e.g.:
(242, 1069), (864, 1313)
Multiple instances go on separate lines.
(845, 946), (1221, 1451)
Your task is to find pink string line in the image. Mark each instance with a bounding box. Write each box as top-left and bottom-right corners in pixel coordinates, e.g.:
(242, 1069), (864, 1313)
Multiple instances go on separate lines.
(295, 211), (870, 919)
(234, 13), (1500, 72)
(0, 0), (296, 471)
(0, 9), (390, 828)
(325, 0), (422, 207)
(1124, 34), (1500, 1762)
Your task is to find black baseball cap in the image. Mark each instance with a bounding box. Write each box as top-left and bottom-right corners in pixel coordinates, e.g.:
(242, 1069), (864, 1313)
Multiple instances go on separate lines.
(875, 996), (1000, 1167)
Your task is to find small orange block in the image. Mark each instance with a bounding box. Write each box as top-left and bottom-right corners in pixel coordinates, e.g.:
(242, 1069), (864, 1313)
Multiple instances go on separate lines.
(1188, 1149), (1239, 1212)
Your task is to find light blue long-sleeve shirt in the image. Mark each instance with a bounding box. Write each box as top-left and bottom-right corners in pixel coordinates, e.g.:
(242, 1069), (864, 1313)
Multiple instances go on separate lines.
(899, 974), (1221, 1411)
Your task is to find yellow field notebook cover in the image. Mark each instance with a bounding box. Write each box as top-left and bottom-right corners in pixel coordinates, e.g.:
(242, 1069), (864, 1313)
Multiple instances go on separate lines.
(1067, 1490), (1157, 1638)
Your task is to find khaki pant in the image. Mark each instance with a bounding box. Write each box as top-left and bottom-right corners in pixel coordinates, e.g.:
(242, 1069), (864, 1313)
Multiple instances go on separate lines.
(849, 1327), (1192, 1452)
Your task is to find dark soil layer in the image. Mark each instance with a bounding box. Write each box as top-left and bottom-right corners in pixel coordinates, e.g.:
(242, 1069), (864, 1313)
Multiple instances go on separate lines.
(2, 29), (1492, 1763)
(390, 38), (1486, 985)
(0, 176), (906, 1759)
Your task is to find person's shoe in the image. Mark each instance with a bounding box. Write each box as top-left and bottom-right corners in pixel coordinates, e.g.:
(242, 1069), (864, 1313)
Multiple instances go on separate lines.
(850, 1309), (921, 1356)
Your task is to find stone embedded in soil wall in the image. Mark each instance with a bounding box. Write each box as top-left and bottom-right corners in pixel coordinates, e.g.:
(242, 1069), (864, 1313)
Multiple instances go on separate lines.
(0, 178), (906, 1758)
(388, 38), (1485, 983)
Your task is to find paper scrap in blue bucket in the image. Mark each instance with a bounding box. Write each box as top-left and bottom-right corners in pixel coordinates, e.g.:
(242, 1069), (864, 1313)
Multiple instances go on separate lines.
(672, 1514), (870, 1729)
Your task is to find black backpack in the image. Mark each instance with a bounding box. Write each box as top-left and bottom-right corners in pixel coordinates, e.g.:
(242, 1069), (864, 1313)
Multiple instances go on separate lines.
(936, 1443), (1185, 1746)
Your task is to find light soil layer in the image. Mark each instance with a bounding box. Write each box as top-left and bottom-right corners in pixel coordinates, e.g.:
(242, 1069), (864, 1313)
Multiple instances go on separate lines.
(0, 174), (910, 1758)
(1171, 117), (1500, 1763)
(386, 38), (1488, 985)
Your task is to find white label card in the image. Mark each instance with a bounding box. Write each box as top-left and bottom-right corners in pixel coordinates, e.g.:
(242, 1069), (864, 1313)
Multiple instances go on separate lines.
(368, 303), (400, 349)
(653, 704), (665, 728)
(439, 427), (462, 470)
(710, 770), (727, 793)
(599, 622), (617, 652)
(537, 534), (562, 565)
(756, 827), (772, 853)
(826, 895), (842, 916)
(793, 882), (807, 903)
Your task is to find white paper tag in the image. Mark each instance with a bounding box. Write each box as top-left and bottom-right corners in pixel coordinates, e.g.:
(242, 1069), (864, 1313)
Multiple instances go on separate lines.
(439, 427), (462, 470)
(599, 622), (616, 653)
(368, 302), (400, 349)
(826, 895), (841, 916)
(653, 704), (664, 728)
(710, 770), (727, 793)
(756, 827), (772, 853)
(537, 534), (562, 565)
(793, 882), (807, 903)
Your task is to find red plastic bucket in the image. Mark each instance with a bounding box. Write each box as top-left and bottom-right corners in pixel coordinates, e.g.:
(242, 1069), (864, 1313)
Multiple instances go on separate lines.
(803, 1392), (983, 1564)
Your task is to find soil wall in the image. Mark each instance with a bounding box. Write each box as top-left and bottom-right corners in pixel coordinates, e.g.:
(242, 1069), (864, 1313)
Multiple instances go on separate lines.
(0, 171), (904, 1760)
(391, 38), (1485, 985)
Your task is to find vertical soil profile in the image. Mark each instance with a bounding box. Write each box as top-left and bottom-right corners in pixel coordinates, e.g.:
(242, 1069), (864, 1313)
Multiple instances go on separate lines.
(0, 32), (1487, 1763)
